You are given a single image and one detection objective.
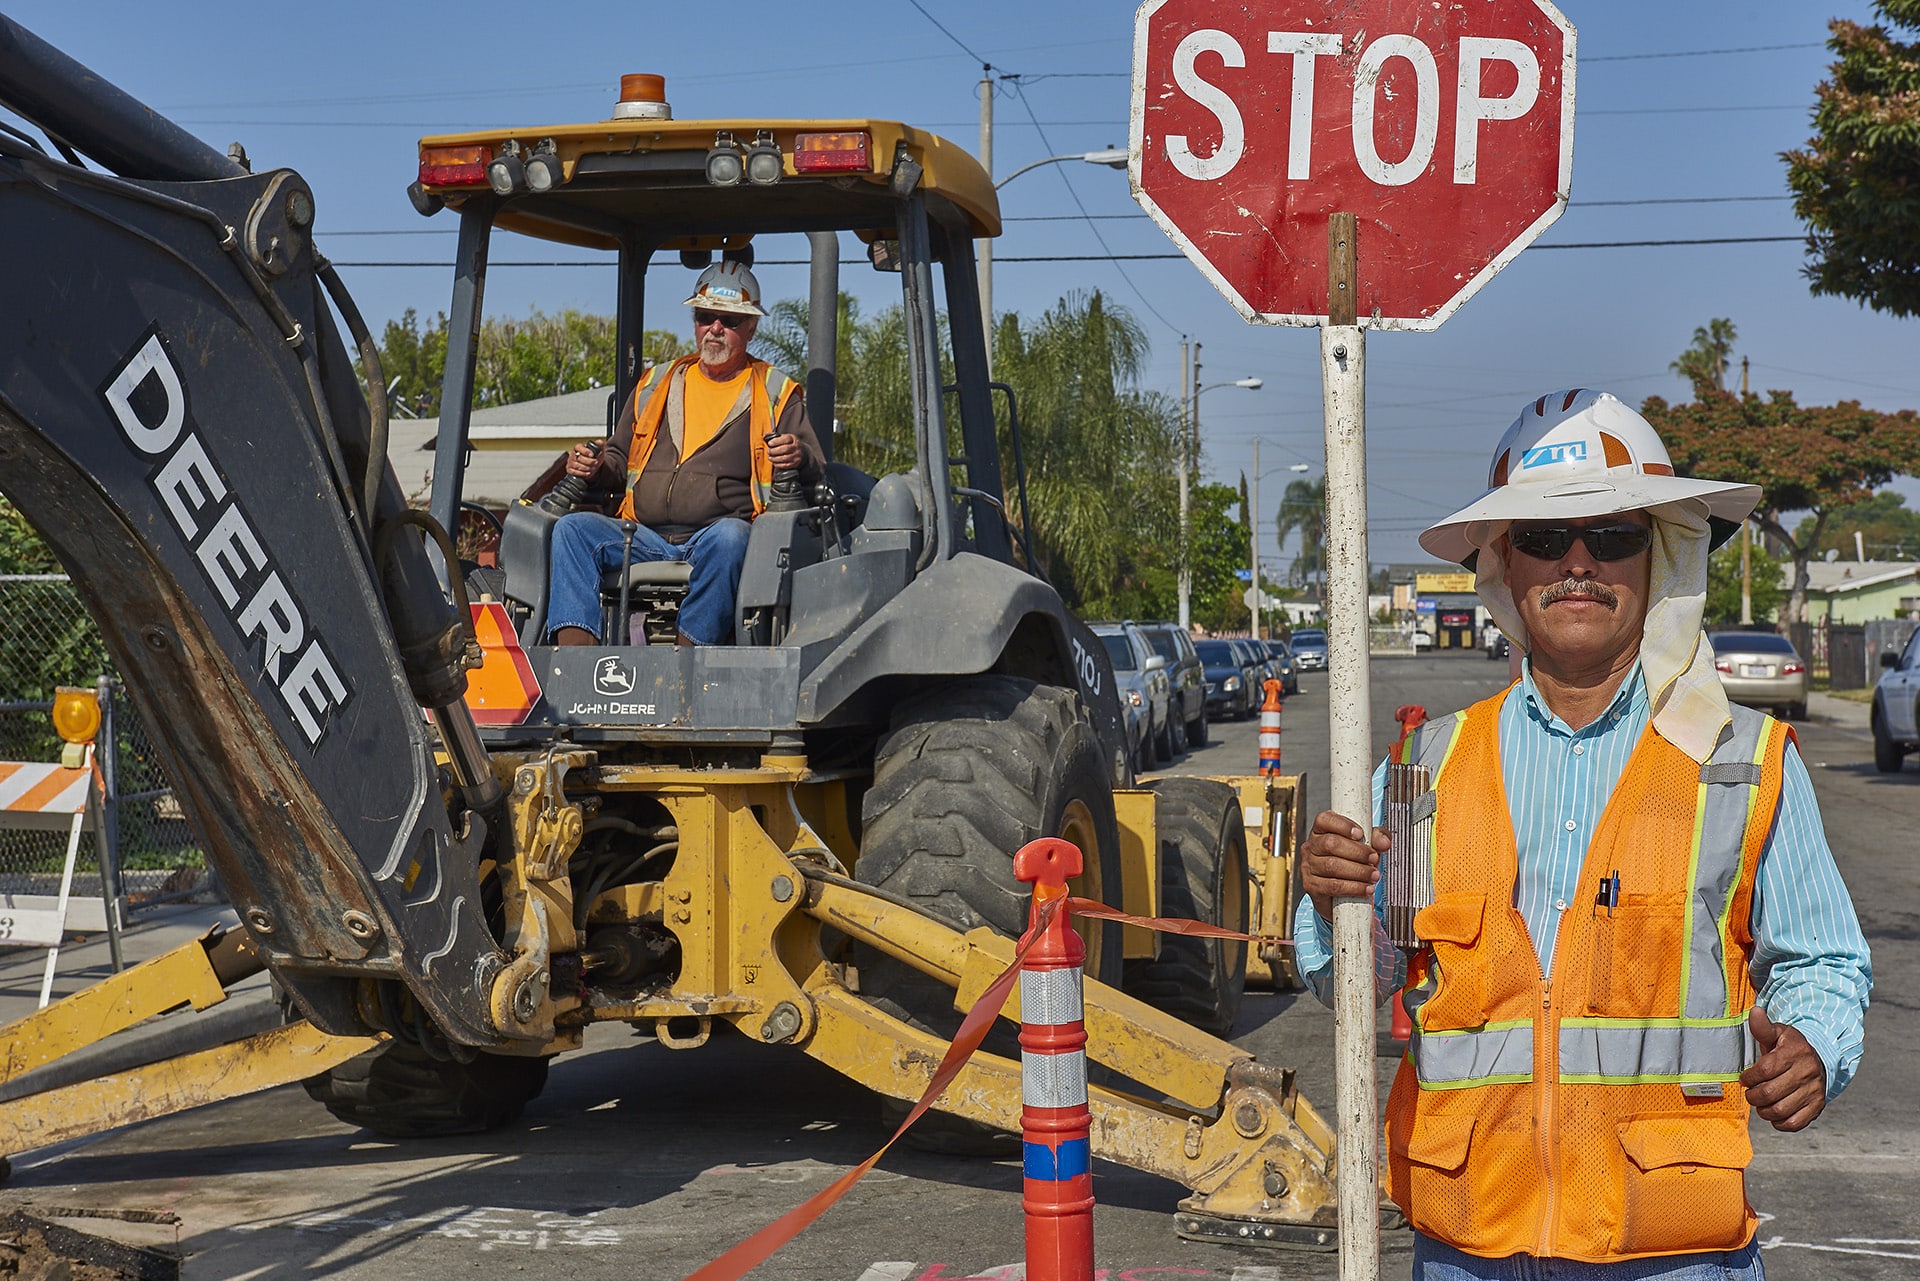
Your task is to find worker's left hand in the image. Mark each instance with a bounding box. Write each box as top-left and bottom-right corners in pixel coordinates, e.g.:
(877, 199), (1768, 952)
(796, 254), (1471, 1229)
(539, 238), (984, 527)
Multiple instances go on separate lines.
(767, 433), (804, 471)
(1740, 1005), (1827, 1132)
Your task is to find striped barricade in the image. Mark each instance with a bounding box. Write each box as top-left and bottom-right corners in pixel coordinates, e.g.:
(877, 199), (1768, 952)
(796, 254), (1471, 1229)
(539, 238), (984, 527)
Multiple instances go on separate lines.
(0, 748), (102, 1005)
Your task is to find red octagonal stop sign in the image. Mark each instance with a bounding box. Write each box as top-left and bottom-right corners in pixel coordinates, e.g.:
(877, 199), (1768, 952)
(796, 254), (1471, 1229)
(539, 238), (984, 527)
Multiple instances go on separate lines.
(1131, 0), (1575, 329)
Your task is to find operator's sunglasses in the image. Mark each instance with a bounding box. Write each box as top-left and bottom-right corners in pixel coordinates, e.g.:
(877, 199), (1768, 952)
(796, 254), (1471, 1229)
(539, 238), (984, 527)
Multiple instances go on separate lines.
(1509, 523), (1653, 562)
(692, 309), (750, 330)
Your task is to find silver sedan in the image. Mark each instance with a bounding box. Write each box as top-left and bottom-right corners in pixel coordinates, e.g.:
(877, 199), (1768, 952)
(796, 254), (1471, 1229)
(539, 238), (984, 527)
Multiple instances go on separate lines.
(1708, 631), (1808, 720)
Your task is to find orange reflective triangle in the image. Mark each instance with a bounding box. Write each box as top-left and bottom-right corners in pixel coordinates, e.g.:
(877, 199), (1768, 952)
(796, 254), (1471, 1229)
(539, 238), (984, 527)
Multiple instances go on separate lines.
(464, 603), (541, 725)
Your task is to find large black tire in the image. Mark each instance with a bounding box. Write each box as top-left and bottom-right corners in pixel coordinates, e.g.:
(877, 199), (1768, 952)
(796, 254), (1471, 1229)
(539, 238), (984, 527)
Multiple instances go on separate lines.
(1123, 777), (1248, 1036)
(301, 1042), (551, 1139)
(1873, 701), (1908, 773)
(858, 675), (1126, 1014)
(857, 677), (1124, 1152)
(1154, 709), (1176, 765)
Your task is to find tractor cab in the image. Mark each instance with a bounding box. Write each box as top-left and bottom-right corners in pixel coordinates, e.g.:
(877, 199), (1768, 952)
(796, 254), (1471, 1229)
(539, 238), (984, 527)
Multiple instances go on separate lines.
(413, 78), (1104, 756)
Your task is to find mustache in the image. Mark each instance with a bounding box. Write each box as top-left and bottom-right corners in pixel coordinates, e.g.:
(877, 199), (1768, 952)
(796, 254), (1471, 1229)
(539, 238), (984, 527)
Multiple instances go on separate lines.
(1539, 577), (1619, 609)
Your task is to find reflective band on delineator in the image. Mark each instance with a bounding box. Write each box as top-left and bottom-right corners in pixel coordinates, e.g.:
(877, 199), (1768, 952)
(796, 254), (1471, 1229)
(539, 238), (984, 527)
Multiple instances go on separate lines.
(1410, 1023), (1535, 1086)
(1022, 1049), (1089, 1107)
(1019, 968), (1083, 1026)
(1683, 709), (1771, 1021)
(1558, 1018), (1756, 1080)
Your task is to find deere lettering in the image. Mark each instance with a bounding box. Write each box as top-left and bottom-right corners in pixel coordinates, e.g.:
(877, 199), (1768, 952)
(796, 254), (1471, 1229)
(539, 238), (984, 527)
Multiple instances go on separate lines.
(102, 331), (349, 747)
(1519, 440), (1587, 469)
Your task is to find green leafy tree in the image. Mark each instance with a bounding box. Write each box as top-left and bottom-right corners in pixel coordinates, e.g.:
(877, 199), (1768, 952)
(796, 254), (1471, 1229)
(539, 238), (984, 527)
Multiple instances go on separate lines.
(371, 308), (686, 415)
(1642, 389), (1920, 622)
(1670, 318), (1738, 395)
(1794, 489), (1920, 559)
(1189, 482), (1251, 633)
(1704, 533), (1787, 625)
(0, 497), (59, 575)
(1784, 1), (1920, 316)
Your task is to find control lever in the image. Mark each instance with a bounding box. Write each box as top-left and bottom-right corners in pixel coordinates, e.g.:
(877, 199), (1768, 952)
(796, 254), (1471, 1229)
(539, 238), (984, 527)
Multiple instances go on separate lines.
(765, 432), (809, 514)
(540, 440), (604, 515)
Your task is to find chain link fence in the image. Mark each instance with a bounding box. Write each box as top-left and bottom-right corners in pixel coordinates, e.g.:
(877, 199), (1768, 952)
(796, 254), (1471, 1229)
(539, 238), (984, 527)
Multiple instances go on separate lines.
(1, 576), (204, 905)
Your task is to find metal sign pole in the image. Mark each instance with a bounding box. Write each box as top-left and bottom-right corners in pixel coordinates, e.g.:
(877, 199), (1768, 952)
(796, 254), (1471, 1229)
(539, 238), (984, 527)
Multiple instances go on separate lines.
(1321, 212), (1379, 1281)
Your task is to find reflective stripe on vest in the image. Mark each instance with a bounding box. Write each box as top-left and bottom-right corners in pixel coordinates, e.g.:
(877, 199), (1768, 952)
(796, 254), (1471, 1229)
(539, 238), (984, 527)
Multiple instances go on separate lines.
(1557, 1014), (1757, 1082)
(1682, 706), (1774, 1021)
(1409, 1020), (1534, 1088)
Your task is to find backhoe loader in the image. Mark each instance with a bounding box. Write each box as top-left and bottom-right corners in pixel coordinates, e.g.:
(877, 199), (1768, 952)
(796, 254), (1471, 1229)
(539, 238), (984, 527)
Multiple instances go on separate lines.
(0, 15), (1336, 1248)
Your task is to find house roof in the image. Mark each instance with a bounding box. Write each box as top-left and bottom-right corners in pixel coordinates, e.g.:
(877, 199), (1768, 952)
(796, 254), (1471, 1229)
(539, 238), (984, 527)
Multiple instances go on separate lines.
(1803, 561), (1920, 595)
(387, 387), (619, 507)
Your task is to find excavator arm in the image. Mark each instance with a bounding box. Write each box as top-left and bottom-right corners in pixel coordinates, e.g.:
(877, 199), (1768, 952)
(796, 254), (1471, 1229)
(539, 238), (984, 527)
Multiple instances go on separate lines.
(0, 14), (518, 1048)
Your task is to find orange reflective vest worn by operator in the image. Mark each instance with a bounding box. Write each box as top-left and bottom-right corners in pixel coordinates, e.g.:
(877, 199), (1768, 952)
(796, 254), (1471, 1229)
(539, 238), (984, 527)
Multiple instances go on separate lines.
(1384, 685), (1792, 1263)
(613, 354), (800, 524)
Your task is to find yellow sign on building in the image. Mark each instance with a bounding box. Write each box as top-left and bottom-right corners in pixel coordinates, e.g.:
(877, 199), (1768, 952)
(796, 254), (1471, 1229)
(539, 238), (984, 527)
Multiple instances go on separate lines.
(1416, 572), (1476, 594)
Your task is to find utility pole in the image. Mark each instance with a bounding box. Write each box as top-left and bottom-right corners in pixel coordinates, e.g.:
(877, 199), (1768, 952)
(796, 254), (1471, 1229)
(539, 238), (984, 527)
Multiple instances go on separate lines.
(1250, 438), (1262, 641)
(1741, 355), (1750, 396)
(1740, 522), (1754, 624)
(1177, 339), (1191, 631)
(978, 65), (993, 369)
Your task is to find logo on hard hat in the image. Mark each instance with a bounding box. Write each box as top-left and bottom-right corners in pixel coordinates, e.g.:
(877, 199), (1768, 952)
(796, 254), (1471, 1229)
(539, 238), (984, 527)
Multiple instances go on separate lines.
(1519, 440), (1588, 470)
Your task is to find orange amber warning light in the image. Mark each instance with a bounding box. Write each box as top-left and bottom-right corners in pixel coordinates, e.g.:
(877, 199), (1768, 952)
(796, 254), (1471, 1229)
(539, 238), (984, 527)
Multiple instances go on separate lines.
(418, 144), (489, 187)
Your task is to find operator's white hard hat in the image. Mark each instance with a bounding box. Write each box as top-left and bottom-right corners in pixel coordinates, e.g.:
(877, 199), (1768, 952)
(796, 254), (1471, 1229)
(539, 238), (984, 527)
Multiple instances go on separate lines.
(682, 260), (765, 316)
(1419, 388), (1762, 566)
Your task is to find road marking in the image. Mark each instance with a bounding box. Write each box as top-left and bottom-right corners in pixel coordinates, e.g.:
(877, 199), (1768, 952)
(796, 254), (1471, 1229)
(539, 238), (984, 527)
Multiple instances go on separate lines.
(237, 1205), (624, 1250)
(1762, 1237), (1920, 1261)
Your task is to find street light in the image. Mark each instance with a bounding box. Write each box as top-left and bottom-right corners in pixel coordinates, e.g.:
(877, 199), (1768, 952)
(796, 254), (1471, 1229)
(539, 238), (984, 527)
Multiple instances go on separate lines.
(1177, 359), (1263, 632)
(980, 148), (1130, 362)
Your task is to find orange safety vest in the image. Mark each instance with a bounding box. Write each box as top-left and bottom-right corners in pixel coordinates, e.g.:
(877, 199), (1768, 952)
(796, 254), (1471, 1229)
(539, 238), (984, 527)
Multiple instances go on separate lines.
(1384, 685), (1792, 1262)
(614, 355), (796, 521)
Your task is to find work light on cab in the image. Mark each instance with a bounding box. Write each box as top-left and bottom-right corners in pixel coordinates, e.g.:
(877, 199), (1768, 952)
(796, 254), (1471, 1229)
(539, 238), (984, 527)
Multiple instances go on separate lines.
(524, 139), (563, 193)
(792, 131), (871, 174)
(744, 130), (782, 186)
(487, 140), (526, 196)
(706, 130), (744, 187)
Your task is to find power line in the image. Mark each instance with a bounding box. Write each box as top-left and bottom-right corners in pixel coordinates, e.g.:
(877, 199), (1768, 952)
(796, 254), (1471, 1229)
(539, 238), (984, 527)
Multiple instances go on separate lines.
(328, 235), (1806, 269)
(1584, 42), (1823, 62)
(904, 0), (990, 68)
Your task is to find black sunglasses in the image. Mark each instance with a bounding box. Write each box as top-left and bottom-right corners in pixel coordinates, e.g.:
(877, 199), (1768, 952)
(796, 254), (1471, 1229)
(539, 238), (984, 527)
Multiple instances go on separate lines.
(692, 309), (750, 330)
(1510, 524), (1653, 562)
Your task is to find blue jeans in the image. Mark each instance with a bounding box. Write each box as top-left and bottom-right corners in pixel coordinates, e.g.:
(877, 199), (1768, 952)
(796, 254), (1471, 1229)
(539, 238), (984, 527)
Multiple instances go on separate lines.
(545, 512), (750, 646)
(1413, 1234), (1764, 1280)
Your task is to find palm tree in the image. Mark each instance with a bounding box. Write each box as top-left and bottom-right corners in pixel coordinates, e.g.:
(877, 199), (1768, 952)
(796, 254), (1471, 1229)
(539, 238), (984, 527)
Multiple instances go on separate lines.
(1274, 475), (1326, 599)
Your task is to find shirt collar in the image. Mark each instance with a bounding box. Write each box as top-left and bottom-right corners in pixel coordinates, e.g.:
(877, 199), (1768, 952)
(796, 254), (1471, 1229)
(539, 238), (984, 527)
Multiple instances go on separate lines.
(1517, 658), (1647, 736)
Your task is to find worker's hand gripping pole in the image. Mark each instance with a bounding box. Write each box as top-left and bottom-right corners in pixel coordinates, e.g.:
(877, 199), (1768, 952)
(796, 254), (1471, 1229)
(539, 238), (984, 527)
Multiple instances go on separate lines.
(1013, 838), (1096, 1281)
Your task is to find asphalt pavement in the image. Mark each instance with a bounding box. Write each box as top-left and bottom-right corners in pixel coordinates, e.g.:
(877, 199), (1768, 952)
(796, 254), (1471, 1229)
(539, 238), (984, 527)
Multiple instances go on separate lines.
(0, 656), (1911, 1279)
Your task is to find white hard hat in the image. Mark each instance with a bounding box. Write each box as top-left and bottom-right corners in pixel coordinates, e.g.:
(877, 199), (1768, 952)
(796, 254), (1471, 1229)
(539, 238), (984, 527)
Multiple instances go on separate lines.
(1419, 389), (1761, 566)
(682, 260), (765, 316)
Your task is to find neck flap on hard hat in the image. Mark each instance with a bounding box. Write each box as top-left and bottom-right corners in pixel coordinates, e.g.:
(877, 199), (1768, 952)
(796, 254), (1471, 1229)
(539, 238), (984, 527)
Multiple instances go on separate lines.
(1467, 499), (1732, 764)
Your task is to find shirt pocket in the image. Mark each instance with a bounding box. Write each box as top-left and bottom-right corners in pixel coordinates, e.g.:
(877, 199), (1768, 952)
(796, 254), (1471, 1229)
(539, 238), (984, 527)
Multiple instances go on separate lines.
(1615, 1112), (1752, 1254)
(1414, 893), (1486, 1030)
(1587, 895), (1688, 1018)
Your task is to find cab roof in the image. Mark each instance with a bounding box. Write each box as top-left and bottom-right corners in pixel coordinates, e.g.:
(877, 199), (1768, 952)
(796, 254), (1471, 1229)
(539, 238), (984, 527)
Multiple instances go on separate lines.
(417, 116), (1000, 250)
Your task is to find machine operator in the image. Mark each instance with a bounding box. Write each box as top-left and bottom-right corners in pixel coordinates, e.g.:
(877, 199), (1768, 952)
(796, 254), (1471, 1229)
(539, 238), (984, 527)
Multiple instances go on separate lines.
(546, 260), (824, 647)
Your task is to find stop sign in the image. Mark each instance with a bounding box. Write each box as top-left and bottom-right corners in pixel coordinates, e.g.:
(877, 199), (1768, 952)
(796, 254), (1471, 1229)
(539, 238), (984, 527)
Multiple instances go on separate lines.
(1130, 0), (1575, 329)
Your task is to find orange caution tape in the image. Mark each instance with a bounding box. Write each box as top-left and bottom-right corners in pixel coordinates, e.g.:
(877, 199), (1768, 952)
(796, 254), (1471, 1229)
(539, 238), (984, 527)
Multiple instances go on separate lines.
(1067, 897), (1290, 946)
(680, 895), (1293, 1280)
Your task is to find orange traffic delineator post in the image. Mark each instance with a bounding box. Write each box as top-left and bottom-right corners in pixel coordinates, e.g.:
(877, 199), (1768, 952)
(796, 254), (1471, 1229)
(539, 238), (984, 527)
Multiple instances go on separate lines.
(1013, 838), (1096, 1281)
(1257, 678), (1284, 775)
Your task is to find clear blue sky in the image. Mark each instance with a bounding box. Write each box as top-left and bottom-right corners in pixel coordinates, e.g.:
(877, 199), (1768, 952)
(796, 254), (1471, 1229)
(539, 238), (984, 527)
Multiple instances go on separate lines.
(6, 1), (1911, 568)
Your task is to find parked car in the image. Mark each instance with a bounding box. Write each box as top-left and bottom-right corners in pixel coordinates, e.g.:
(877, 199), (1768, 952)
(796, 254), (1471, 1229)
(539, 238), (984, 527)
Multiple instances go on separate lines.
(1411, 629), (1434, 650)
(1263, 638), (1300, 695)
(1194, 639), (1257, 720)
(1486, 632), (1511, 662)
(1092, 621), (1170, 772)
(1707, 631), (1808, 720)
(1871, 626), (1920, 773)
(1133, 621), (1209, 751)
(1288, 628), (1328, 671)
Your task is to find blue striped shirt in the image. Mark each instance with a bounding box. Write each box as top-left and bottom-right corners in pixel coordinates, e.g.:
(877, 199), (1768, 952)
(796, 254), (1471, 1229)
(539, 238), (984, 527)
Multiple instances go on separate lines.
(1294, 662), (1872, 1097)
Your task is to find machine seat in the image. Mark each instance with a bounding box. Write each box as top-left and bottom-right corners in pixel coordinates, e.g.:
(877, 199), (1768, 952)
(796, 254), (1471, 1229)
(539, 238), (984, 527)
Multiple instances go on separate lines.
(601, 561), (694, 592)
